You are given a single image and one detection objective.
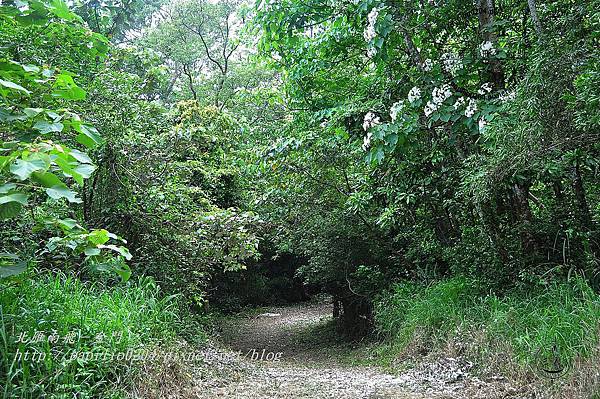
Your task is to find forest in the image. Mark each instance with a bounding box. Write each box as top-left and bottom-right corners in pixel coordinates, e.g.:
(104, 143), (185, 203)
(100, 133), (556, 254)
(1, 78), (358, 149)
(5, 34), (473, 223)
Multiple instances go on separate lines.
(0, 0), (599, 398)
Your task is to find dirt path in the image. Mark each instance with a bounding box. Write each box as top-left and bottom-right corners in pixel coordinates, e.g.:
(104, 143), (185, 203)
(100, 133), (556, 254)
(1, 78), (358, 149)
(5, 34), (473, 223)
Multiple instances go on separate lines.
(187, 300), (524, 399)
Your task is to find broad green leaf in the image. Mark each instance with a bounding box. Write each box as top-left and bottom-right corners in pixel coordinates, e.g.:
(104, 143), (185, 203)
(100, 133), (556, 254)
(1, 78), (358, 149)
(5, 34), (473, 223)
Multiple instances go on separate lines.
(0, 79), (30, 94)
(88, 229), (110, 246)
(75, 124), (103, 148)
(34, 120), (64, 134)
(0, 193), (28, 205)
(23, 108), (43, 117)
(0, 261), (27, 278)
(69, 149), (92, 164)
(48, 0), (78, 21)
(92, 261), (131, 282)
(22, 65), (40, 73)
(74, 163), (96, 178)
(0, 156), (9, 170)
(55, 218), (80, 230)
(0, 202), (22, 219)
(31, 171), (64, 188)
(10, 158), (46, 180)
(99, 244), (133, 261)
(0, 183), (17, 194)
(84, 247), (102, 256)
(54, 155), (83, 185)
(45, 185), (82, 203)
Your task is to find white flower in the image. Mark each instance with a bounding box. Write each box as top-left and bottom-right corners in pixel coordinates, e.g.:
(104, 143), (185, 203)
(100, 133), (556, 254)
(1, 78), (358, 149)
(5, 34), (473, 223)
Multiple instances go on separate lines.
(363, 8), (379, 42)
(477, 82), (493, 95)
(363, 25), (376, 42)
(478, 117), (487, 131)
(422, 58), (434, 72)
(408, 86), (421, 103)
(453, 96), (465, 109)
(464, 98), (477, 118)
(367, 7), (379, 25)
(362, 111), (381, 131)
(390, 100), (404, 122)
(366, 46), (377, 58)
(441, 53), (463, 75)
(432, 84), (452, 105)
(362, 131), (373, 151)
(424, 101), (438, 117)
(479, 41), (497, 57)
(499, 90), (516, 102)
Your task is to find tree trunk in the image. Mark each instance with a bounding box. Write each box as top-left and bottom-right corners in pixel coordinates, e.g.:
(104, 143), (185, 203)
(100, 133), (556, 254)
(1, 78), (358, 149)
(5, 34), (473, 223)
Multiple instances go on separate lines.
(572, 161), (593, 232)
(527, 0), (543, 39)
(477, 0), (505, 88)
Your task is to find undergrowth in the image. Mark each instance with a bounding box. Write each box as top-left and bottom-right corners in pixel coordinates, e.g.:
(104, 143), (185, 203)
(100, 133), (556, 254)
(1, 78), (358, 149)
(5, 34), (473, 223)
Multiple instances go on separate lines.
(0, 272), (181, 399)
(374, 276), (600, 376)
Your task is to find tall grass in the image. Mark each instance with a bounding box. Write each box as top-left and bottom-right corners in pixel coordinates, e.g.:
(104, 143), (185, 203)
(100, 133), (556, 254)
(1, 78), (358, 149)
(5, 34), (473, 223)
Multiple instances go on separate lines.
(0, 273), (180, 399)
(374, 276), (600, 370)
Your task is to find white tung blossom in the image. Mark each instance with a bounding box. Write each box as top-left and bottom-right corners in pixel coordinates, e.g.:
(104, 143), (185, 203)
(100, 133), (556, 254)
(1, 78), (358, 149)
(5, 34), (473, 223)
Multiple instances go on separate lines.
(499, 90), (516, 102)
(424, 101), (438, 117)
(432, 84), (452, 105)
(422, 58), (434, 72)
(363, 25), (376, 42)
(366, 46), (377, 59)
(477, 82), (493, 95)
(441, 52), (463, 75)
(363, 7), (379, 42)
(465, 98), (478, 118)
(478, 117), (487, 131)
(453, 96), (465, 110)
(389, 100), (405, 122)
(408, 86), (421, 103)
(362, 131), (373, 151)
(479, 41), (497, 57)
(362, 111), (381, 131)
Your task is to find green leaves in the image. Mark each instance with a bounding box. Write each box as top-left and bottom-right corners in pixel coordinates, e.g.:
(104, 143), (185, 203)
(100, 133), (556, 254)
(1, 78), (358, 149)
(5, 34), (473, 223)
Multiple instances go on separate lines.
(0, 253), (27, 278)
(47, 0), (79, 21)
(53, 72), (87, 100)
(46, 185), (82, 203)
(0, 201), (22, 220)
(10, 158), (47, 180)
(0, 192), (29, 205)
(34, 120), (64, 134)
(0, 78), (31, 94)
(74, 123), (103, 148)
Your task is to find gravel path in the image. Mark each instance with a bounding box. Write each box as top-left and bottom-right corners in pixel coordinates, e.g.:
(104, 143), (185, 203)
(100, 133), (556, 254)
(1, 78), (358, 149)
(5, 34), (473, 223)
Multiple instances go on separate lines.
(179, 300), (528, 399)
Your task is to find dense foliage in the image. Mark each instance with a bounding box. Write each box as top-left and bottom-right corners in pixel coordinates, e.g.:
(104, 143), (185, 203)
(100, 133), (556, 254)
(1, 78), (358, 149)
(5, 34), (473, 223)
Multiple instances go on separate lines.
(0, 0), (599, 396)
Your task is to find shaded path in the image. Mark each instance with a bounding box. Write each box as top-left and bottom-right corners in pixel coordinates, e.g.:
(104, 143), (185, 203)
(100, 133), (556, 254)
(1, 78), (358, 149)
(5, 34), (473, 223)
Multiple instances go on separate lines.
(187, 300), (523, 398)
(212, 300), (435, 398)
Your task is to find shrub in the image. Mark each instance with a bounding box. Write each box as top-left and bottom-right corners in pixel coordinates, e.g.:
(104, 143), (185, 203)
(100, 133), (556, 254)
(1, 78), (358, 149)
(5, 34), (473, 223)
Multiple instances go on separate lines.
(0, 273), (179, 398)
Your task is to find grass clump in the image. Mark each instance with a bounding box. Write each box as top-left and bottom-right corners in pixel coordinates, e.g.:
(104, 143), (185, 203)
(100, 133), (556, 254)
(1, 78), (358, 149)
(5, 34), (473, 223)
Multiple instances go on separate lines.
(0, 273), (180, 399)
(374, 276), (600, 372)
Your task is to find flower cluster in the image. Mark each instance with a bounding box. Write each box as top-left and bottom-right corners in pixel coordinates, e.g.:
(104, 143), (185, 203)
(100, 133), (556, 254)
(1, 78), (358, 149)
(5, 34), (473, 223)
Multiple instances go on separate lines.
(479, 41), (497, 57)
(424, 84), (452, 117)
(453, 96), (465, 109)
(362, 111), (381, 131)
(363, 8), (379, 42)
(441, 52), (463, 75)
(498, 90), (516, 102)
(432, 84), (452, 104)
(422, 58), (434, 72)
(362, 131), (373, 151)
(465, 98), (478, 117)
(407, 86), (421, 103)
(389, 100), (404, 122)
(477, 83), (493, 95)
(478, 117), (487, 132)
